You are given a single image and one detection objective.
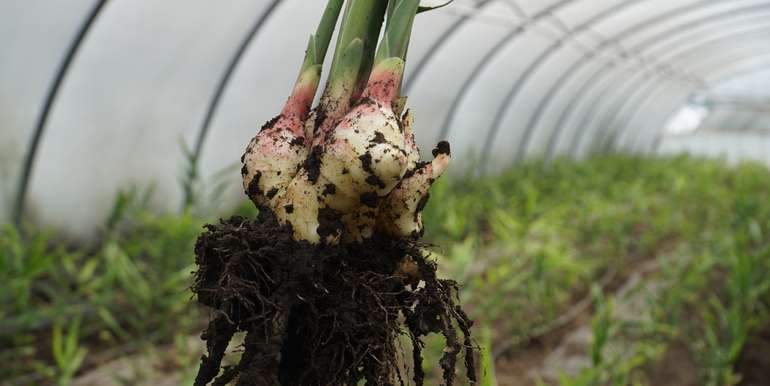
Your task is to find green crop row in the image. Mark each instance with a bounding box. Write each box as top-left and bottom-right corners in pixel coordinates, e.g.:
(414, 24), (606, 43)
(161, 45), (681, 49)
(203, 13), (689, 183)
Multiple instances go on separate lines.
(421, 155), (770, 385)
(2, 154), (769, 385)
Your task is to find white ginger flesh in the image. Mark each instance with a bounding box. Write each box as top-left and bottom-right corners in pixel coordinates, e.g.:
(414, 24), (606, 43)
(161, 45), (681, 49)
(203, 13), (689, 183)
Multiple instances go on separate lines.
(241, 115), (307, 208)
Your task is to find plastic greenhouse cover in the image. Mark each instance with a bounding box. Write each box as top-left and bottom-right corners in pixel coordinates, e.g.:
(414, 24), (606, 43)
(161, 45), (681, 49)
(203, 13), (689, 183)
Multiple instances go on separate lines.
(1, 0), (768, 236)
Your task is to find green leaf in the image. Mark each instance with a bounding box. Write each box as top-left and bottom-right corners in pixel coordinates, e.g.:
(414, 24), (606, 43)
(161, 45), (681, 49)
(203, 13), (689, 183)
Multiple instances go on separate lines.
(376, 0), (419, 62)
(65, 316), (82, 358)
(418, 0), (453, 13)
(77, 258), (98, 284)
(97, 307), (130, 340)
(52, 321), (64, 367)
(310, 0), (345, 66)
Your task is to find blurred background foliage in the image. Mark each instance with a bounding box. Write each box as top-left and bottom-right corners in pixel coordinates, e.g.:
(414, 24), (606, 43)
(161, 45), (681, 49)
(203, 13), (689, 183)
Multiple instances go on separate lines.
(2, 154), (770, 385)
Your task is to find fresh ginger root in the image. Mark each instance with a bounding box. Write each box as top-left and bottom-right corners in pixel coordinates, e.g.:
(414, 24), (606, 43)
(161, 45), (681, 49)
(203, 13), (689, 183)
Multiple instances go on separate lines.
(241, 0), (449, 244)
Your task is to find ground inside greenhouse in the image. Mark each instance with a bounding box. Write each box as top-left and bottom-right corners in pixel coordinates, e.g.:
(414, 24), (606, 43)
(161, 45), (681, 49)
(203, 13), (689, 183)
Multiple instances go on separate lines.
(69, 256), (770, 386)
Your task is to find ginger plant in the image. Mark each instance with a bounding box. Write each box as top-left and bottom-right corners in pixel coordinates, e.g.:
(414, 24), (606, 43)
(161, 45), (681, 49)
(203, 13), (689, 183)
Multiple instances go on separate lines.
(241, 0), (450, 244)
(193, 1), (474, 385)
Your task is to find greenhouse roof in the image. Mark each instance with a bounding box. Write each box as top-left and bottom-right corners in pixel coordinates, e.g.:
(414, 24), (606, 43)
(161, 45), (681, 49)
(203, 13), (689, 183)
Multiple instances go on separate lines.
(2, 0), (768, 235)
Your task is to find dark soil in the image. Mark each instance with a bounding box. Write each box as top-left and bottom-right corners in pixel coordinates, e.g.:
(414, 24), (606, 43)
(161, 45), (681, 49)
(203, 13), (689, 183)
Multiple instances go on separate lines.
(191, 211), (476, 386)
(736, 322), (770, 386)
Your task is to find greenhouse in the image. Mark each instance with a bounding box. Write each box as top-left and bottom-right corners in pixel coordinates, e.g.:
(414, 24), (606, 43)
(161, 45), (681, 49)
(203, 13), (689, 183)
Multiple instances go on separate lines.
(2, 0), (769, 385)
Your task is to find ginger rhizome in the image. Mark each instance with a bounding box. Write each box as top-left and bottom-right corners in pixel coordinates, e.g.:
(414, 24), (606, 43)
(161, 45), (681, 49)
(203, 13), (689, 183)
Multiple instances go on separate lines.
(193, 2), (476, 385)
(241, 0), (450, 244)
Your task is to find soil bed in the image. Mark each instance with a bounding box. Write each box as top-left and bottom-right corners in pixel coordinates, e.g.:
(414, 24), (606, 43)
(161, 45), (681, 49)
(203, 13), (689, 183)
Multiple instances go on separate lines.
(735, 322), (770, 386)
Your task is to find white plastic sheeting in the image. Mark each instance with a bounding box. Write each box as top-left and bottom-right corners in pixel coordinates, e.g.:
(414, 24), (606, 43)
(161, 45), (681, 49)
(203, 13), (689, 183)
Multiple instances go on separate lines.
(659, 132), (770, 166)
(657, 67), (770, 163)
(2, 0), (769, 236)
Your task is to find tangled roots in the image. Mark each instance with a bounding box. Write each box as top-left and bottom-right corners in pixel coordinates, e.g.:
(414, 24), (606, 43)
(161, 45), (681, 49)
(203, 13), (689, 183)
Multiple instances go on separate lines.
(191, 212), (476, 385)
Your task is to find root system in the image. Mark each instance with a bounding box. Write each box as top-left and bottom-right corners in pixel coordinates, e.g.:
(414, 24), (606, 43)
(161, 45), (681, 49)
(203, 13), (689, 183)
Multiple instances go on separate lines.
(191, 210), (476, 386)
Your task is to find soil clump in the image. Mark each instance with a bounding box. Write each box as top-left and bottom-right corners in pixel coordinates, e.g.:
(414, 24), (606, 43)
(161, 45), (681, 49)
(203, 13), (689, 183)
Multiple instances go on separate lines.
(191, 210), (476, 386)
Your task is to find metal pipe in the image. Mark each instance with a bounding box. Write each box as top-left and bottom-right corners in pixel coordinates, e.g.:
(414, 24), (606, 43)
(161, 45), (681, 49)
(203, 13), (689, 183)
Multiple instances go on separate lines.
(185, 0), (283, 207)
(437, 0), (594, 143)
(479, 0), (653, 170)
(646, 61), (770, 151)
(562, 3), (770, 156)
(586, 28), (770, 157)
(402, 0), (494, 94)
(13, 0), (109, 226)
(515, 0), (758, 161)
(627, 53), (770, 152)
(624, 50), (770, 152)
(613, 37), (770, 152)
(542, 3), (770, 160)
(436, 25), (525, 142)
(619, 82), (691, 152)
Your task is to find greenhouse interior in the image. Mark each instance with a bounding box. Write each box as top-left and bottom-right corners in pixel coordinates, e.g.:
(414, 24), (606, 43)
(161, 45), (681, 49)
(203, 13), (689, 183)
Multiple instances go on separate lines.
(2, 0), (770, 385)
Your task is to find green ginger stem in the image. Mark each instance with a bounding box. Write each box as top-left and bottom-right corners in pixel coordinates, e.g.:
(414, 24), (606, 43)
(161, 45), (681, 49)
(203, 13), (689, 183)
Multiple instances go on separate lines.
(374, 0), (420, 65)
(299, 0), (345, 73)
(284, 0), (345, 119)
(321, 0), (387, 112)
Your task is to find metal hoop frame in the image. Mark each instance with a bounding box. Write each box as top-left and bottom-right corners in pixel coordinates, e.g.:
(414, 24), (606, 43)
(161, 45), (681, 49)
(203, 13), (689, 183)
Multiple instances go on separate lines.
(10, 0), (770, 222)
(599, 30), (770, 155)
(12, 0), (109, 225)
